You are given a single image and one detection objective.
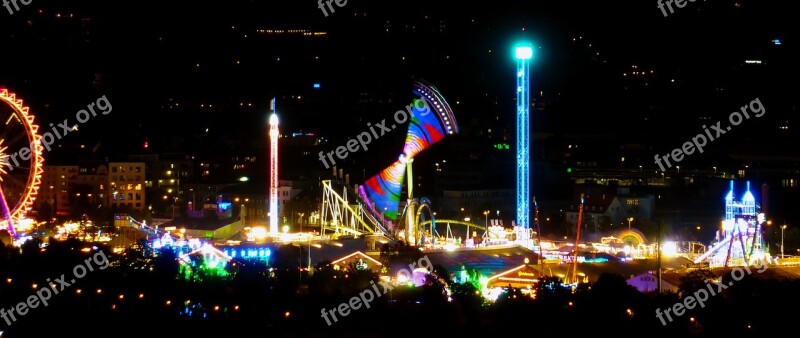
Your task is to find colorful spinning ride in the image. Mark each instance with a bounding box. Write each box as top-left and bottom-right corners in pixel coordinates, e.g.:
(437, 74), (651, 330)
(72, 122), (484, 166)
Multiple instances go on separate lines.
(361, 82), (458, 243)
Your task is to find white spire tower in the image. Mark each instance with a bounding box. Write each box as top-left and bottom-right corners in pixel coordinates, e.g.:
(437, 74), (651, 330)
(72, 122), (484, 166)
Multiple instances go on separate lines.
(269, 99), (279, 234)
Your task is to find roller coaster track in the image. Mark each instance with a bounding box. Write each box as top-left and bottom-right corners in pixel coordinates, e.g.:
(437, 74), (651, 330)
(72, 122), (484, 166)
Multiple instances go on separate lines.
(320, 178), (494, 243)
(419, 219), (487, 235)
(320, 180), (393, 238)
(126, 216), (179, 243)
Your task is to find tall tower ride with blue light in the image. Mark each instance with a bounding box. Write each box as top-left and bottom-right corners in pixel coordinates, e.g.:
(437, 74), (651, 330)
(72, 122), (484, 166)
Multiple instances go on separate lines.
(515, 44), (533, 228)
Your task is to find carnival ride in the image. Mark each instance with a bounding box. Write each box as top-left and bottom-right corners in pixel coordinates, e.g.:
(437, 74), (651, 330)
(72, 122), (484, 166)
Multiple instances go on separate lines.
(126, 216), (184, 247)
(320, 82), (481, 245)
(0, 89), (44, 238)
(694, 181), (770, 268)
(571, 194), (584, 284)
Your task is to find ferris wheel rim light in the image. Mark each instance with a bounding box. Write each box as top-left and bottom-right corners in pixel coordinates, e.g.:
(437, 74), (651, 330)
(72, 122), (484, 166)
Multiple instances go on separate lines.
(0, 88), (44, 226)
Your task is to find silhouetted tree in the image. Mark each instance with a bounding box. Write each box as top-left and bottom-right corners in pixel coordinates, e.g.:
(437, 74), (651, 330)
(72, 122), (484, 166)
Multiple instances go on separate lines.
(153, 247), (179, 282)
(678, 269), (716, 297)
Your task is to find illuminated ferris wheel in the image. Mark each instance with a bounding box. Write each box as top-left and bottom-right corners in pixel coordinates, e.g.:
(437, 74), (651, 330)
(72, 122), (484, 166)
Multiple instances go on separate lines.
(0, 89), (44, 237)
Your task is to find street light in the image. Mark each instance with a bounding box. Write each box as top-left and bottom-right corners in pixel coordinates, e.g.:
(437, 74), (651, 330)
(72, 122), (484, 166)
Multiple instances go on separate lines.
(627, 217), (634, 230)
(483, 210), (490, 230)
(464, 217), (471, 241)
(298, 213), (305, 233)
(782, 225), (787, 259)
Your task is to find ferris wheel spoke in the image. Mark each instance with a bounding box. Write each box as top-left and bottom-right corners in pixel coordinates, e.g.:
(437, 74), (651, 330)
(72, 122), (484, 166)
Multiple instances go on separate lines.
(10, 165), (32, 172)
(0, 181), (23, 211)
(2, 132), (28, 150)
(1, 111), (20, 129)
(2, 106), (21, 122)
(2, 174), (26, 194)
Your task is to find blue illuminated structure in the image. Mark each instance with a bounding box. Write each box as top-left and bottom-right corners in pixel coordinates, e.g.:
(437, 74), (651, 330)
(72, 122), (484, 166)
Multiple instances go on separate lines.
(694, 180), (768, 268)
(515, 44), (533, 228)
(223, 246), (272, 261)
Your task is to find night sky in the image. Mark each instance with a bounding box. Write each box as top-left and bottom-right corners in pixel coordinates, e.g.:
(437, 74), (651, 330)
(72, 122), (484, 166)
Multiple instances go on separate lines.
(3, 3), (800, 337)
(0, 0), (797, 181)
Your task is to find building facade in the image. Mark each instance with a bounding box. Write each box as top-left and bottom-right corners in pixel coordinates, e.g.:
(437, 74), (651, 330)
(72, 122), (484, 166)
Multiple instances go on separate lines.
(39, 166), (79, 217)
(76, 163), (109, 209)
(108, 162), (146, 210)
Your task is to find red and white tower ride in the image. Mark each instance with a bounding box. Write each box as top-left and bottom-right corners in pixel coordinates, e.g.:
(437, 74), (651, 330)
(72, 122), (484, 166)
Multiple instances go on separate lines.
(268, 99), (279, 234)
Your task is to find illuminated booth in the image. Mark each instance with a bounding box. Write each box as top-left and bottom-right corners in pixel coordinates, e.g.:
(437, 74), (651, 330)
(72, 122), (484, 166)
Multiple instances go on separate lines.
(330, 251), (383, 273)
(486, 263), (541, 289)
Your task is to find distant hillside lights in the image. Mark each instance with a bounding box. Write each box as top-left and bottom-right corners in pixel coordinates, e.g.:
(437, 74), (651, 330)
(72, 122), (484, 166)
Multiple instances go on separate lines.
(653, 97), (764, 172)
(317, 0), (348, 17)
(2, 0), (32, 15)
